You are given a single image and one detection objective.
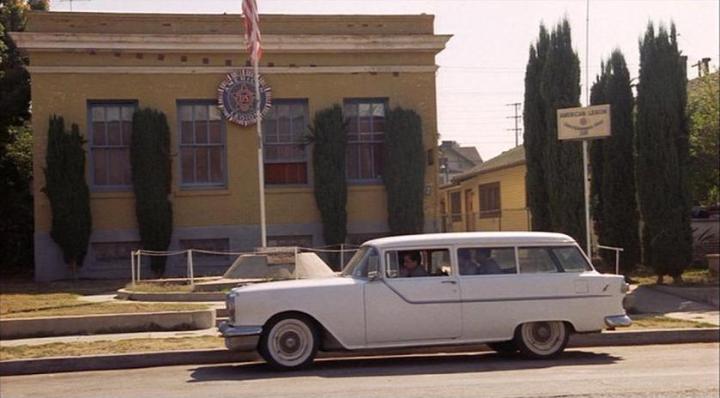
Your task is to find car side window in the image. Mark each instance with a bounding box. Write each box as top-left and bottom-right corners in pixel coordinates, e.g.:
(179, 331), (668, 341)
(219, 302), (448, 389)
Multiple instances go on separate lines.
(458, 247), (516, 275)
(386, 249), (450, 278)
(551, 246), (592, 272)
(517, 247), (560, 273)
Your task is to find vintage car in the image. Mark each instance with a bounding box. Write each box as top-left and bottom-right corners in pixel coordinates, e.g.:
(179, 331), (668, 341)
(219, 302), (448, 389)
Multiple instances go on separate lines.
(219, 232), (631, 369)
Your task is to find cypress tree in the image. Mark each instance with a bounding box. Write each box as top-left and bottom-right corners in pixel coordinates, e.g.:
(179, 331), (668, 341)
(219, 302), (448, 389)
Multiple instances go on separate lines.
(539, 20), (585, 250)
(591, 51), (641, 272)
(383, 106), (425, 235)
(43, 115), (92, 275)
(636, 23), (692, 282)
(130, 108), (173, 277)
(523, 25), (552, 231)
(309, 105), (348, 250)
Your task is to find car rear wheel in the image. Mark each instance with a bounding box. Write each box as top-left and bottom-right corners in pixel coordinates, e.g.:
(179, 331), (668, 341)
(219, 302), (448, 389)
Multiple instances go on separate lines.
(258, 315), (318, 370)
(514, 321), (569, 359)
(487, 341), (518, 355)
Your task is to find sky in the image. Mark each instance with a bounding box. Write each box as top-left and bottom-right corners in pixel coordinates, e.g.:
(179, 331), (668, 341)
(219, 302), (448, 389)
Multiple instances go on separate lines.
(51, 0), (720, 161)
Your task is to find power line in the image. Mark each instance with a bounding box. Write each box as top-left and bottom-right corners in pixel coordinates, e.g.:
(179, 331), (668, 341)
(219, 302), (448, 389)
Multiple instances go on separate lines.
(506, 102), (522, 147)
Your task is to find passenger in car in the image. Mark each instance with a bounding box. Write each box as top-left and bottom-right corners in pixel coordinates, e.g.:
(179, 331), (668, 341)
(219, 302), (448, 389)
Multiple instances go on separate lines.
(399, 252), (428, 277)
(458, 249), (479, 275)
(476, 248), (502, 274)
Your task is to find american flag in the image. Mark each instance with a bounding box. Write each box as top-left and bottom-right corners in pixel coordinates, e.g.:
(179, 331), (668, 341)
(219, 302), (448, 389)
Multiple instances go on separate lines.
(242, 0), (262, 63)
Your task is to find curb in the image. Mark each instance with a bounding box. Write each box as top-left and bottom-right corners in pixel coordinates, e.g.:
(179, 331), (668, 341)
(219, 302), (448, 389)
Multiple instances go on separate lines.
(1, 328), (717, 376)
(0, 310), (215, 339)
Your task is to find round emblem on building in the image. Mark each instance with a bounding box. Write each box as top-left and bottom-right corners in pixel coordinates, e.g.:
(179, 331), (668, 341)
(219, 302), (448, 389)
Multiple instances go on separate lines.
(218, 69), (272, 126)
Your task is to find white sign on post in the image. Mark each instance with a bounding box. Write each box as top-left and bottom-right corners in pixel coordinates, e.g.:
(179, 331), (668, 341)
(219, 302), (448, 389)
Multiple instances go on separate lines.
(557, 104), (611, 140)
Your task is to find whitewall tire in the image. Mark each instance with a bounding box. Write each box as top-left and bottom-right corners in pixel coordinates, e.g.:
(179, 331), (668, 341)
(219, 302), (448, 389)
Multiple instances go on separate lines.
(258, 315), (319, 370)
(514, 321), (569, 359)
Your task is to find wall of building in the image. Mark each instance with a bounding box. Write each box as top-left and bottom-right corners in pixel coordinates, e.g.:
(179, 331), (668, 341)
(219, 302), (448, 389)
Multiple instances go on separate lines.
(24, 12), (444, 281)
(441, 164), (529, 233)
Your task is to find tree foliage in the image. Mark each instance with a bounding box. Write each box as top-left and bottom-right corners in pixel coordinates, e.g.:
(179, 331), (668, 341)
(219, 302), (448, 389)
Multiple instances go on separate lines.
(523, 25), (552, 231)
(590, 50), (641, 271)
(43, 116), (92, 274)
(0, 0), (47, 275)
(308, 105), (348, 248)
(383, 106), (425, 235)
(636, 23), (692, 280)
(130, 108), (173, 277)
(523, 20), (585, 248)
(687, 71), (719, 205)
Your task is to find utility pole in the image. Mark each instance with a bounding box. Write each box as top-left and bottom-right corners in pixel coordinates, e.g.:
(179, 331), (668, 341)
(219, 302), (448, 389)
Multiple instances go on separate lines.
(506, 102), (522, 147)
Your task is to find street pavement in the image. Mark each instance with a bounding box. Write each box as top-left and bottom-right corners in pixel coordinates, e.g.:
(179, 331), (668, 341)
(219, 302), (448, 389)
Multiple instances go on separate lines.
(1, 343), (718, 398)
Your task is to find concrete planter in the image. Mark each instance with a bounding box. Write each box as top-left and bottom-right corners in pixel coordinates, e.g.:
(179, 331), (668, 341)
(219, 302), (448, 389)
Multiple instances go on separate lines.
(0, 310), (215, 340)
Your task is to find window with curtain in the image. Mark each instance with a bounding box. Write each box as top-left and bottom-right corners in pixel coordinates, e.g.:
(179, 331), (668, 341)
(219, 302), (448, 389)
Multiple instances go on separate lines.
(263, 100), (308, 184)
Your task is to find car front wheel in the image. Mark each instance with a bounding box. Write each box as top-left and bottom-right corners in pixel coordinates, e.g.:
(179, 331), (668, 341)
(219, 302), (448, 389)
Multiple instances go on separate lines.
(514, 321), (569, 359)
(258, 315), (319, 370)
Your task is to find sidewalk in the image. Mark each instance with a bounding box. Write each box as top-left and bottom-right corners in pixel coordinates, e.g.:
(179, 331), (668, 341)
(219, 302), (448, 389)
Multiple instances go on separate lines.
(626, 284), (719, 326)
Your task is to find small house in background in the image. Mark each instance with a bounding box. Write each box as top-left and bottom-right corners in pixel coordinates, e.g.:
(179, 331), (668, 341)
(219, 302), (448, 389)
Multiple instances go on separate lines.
(439, 145), (530, 233)
(438, 140), (482, 184)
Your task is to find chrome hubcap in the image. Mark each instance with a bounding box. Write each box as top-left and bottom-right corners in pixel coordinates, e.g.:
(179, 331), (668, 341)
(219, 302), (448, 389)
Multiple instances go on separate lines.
(268, 319), (313, 366)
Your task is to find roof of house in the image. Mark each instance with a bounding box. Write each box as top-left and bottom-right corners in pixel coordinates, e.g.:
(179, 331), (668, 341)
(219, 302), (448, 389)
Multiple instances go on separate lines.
(452, 145), (525, 183)
(439, 141), (483, 165)
(456, 147), (482, 164)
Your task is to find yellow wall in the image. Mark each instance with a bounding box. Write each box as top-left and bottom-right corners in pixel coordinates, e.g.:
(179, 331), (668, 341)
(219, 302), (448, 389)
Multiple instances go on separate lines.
(31, 70), (439, 233)
(441, 164), (529, 232)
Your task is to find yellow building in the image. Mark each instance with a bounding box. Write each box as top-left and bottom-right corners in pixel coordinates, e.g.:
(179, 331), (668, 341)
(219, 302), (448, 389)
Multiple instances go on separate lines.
(13, 11), (450, 281)
(439, 146), (530, 233)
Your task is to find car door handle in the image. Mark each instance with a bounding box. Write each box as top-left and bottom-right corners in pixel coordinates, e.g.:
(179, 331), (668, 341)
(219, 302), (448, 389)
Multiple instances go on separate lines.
(441, 280), (457, 284)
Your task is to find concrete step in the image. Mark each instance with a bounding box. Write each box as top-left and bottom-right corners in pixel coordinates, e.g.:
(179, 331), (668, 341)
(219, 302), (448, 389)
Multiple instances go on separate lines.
(215, 317), (228, 327)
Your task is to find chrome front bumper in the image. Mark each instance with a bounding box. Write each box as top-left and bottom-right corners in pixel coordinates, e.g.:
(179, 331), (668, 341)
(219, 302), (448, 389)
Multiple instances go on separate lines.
(218, 321), (262, 337)
(605, 314), (632, 328)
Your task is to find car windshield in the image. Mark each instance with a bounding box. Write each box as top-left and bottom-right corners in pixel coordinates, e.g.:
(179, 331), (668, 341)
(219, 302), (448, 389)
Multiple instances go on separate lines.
(341, 246), (376, 278)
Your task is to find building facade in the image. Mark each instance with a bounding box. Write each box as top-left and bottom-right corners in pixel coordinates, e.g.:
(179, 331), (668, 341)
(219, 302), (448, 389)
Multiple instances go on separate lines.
(440, 146), (530, 233)
(14, 11), (450, 281)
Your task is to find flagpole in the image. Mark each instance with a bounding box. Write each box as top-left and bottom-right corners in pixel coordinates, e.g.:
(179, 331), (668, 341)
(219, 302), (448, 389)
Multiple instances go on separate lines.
(254, 60), (267, 248)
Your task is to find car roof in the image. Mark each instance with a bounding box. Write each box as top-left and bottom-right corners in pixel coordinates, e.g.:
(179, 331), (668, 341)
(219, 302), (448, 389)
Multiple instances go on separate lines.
(364, 232), (576, 249)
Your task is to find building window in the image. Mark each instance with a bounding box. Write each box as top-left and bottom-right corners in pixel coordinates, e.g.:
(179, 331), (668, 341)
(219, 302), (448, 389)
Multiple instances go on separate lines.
(263, 100), (308, 184)
(178, 101), (226, 188)
(89, 102), (137, 188)
(267, 235), (314, 248)
(92, 241), (140, 266)
(478, 182), (501, 218)
(180, 238), (231, 265)
(449, 191), (462, 222)
(344, 99), (386, 181)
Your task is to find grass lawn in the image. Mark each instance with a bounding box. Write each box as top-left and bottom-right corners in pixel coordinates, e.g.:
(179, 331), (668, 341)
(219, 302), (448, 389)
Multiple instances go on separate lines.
(0, 336), (225, 361)
(123, 282), (195, 293)
(628, 266), (717, 286)
(628, 314), (717, 329)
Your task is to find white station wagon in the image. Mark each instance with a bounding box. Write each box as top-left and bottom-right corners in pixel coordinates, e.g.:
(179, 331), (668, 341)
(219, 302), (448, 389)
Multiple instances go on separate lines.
(220, 232), (631, 369)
